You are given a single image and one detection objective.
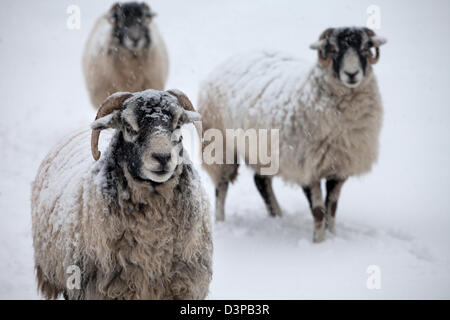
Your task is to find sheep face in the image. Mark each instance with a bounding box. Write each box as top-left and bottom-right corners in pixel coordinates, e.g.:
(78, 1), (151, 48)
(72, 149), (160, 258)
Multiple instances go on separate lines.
(108, 2), (154, 50)
(92, 90), (201, 183)
(310, 27), (387, 88)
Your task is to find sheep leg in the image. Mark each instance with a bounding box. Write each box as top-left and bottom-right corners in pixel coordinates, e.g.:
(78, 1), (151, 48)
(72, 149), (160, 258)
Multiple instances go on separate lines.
(214, 164), (239, 222)
(215, 181), (229, 222)
(325, 177), (346, 233)
(302, 181), (326, 243)
(254, 174), (282, 217)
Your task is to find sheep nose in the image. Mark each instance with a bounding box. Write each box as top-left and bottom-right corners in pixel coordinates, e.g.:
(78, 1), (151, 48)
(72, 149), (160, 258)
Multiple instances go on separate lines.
(345, 71), (359, 79)
(152, 153), (171, 166)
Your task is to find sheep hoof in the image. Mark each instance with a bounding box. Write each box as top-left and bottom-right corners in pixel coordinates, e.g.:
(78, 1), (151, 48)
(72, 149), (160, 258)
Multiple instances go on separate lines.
(327, 216), (336, 234)
(269, 207), (282, 218)
(215, 212), (225, 222)
(274, 205), (283, 217)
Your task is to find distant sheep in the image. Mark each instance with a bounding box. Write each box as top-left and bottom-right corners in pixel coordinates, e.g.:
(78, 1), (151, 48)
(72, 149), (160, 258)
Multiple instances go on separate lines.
(83, 2), (169, 108)
(198, 27), (386, 242)
(31, 89), (212, 299)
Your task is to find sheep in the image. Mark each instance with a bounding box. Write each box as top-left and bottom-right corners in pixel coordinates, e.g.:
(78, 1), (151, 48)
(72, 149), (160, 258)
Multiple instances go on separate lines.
(31, 89), (212, 299)
(197, 27), (387, 243)
(83, 2), (169, 108)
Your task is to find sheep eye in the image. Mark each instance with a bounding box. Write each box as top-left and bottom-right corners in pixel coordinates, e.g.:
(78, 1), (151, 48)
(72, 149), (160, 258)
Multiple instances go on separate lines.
(326, 43), (338, 55)
(327, 48), (338, 56)
(171, 129), (183, 144)
(124, 123), (137, 135)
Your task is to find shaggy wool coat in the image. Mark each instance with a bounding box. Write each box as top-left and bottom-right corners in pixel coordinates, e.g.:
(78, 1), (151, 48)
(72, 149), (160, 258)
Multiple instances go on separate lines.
(31, 130), (212, 299)
(198, 51), (383, 186)
(83, 14), (169, 108)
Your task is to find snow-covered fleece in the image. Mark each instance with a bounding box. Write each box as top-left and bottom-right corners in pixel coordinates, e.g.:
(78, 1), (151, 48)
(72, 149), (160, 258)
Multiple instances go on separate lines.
(198, 50), (383, 186)
(31, 129), (212, 299)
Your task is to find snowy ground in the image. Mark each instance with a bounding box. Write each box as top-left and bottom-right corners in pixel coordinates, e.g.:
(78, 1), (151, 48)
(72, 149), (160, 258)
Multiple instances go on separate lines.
(1, 0), (450, 299)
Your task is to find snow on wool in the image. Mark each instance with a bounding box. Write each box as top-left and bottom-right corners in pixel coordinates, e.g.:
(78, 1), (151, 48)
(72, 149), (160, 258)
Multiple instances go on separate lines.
(83, 3), (169, 108)
(197, 47), (383, 241)
(30, 90), (212, 299)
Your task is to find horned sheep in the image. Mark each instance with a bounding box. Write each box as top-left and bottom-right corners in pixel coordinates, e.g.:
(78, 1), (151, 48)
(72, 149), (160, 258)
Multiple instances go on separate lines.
(197, 27), (387, 242)
(31, 89), (212, 299)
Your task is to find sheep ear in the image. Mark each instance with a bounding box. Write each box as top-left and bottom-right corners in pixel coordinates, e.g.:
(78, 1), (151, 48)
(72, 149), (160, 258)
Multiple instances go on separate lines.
(364, 28), (387, 47)
(371, 36), (387, 47)
(174, 110), (202, 128)
(91, 111), (120, 130)
(310, 40), (325, 50)
(311, 27), (334, 50)
(183, 110), (202, 123)
(141, 2), (156, 18)
(107, 3), (120, 24)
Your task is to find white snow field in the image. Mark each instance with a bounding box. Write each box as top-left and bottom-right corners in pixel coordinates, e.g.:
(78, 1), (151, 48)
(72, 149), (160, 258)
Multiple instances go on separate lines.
(1, 0), (450, 299)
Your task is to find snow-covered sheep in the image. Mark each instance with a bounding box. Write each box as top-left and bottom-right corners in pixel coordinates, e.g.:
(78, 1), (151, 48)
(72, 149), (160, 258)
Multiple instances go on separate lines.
(31, 89), (212, 299)
(83, 2), (169, 108)
(197, 27), (387, 242)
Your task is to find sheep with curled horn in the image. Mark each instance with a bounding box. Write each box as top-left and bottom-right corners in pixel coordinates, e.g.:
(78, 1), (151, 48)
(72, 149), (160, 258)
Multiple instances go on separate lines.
(197, 27), (386, 243)
(31, 89), (212, 299)
(83, 2), (169, 108)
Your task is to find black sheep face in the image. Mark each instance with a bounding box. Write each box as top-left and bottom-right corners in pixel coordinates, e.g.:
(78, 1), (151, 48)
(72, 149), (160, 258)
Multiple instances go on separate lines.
(310, 27), (387, 88)
(108, 2), (154, 50)
(92, 90), (201, 183)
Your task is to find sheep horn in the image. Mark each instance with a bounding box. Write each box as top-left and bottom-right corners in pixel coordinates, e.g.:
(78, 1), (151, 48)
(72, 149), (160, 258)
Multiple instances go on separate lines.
(364, 27), (376, 37)
(91, 92), (133, 161)
(166, 89), (195, 111)
(364, 28), (384, 65)
(317, 28), (334, 67)
(318, 51), (332, 67)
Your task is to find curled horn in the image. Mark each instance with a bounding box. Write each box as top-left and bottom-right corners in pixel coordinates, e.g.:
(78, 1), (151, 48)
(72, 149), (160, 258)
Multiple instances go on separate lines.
(91, 92), (133, 161)
(317, 28), (334, 67)
(166, 89), (195, 111)
(364, 27), (382, 65)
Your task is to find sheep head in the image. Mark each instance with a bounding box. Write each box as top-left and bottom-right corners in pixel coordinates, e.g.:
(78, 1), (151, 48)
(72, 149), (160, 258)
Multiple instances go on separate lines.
(91, 89), (201, 183)
(108, 2), (155, 50)
(310, 27), (387, 88)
